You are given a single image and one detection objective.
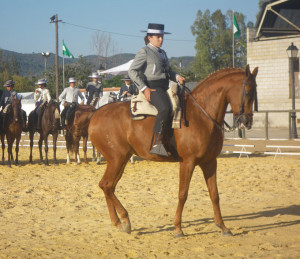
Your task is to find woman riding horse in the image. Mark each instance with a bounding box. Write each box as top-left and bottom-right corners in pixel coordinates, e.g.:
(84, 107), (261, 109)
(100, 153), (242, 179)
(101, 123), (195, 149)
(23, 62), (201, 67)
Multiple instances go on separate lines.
(89, 65), (258, 237)
(128, 23), (185, 157)
(1, 95), (23, 166)
(0, 80), (27, 132)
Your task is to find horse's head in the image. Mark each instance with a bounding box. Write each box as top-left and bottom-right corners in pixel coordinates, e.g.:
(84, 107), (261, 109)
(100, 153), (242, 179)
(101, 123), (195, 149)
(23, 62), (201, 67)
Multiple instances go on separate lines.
(229, 65), (258, 130)
(46, 100), (61, 123)
(11, 95), (22, 122)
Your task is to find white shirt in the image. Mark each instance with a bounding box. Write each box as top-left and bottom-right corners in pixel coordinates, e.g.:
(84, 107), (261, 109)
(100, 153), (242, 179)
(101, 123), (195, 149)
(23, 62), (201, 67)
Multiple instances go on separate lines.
(34, 88), (51, 102)
(59, 86), (84, 103)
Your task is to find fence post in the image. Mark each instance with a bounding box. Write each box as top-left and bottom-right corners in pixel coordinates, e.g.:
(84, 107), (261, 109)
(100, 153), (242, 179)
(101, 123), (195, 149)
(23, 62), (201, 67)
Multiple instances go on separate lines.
(289, 111), (292, 139)
(265, 112), (269, 140)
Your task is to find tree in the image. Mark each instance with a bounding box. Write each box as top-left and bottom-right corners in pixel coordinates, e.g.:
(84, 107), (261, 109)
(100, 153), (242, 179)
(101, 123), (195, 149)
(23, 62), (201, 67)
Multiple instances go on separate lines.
(13, 75), (34, 92)
(90, 31), (120, 71)
(191, 9), (247, 80)
(46, 56), (92, 98)
(256, 0), (269, 23)
(11, 55), (19, 75)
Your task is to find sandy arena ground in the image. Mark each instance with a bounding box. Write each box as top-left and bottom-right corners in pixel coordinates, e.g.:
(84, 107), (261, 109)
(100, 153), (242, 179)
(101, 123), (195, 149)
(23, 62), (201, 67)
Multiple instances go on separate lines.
(0, 146), (299, 258)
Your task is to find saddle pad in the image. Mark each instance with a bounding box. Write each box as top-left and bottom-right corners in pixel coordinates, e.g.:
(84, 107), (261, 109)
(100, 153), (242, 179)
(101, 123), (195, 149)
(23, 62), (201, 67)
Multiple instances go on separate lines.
(130, 83), (181, 128)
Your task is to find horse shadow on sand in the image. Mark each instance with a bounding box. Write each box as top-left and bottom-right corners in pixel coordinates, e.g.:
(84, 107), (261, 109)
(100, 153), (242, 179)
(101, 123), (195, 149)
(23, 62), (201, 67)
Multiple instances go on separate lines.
(135, 204), (300, 236)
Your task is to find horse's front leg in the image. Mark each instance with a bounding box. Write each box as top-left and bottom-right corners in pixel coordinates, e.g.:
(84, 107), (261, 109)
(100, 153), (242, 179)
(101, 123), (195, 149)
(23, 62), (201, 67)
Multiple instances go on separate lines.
(44, 135), (49, 166)
(97, 152), (101, 165)
(200, 159), (232, 236)
(92, 145), (96, 162)
(53, 133), (58, 165)
(6, 137), (13, 167)
(38, 135), (44, 163)
(1, 134), (5, 165)
(73, 136), (80, 165)
(29, 131), (34, 163)
(174, 160), (195, 238)
(15, 136), (21, 165)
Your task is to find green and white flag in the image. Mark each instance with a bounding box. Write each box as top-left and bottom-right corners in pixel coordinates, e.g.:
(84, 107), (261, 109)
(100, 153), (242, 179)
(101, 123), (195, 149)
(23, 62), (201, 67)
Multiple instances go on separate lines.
(62, 41), (74, 58)
(233, 14), (240, 38)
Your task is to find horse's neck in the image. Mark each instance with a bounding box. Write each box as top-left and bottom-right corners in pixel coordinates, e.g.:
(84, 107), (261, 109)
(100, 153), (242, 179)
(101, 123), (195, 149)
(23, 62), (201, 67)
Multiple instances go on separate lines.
(190, 73), (242, 124)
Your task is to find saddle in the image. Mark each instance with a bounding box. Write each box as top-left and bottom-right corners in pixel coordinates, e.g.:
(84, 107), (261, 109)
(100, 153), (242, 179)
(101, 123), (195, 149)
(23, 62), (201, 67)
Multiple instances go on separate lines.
(130, 83), (182, 129)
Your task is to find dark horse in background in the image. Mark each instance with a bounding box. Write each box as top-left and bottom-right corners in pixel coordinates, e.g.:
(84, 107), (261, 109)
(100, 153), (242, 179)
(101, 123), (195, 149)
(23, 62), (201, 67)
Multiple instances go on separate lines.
(28, 100), (60, 165)
(64, 104), (100, 165)
(1, 96), (23, 167)
(89, 65), (258, 237)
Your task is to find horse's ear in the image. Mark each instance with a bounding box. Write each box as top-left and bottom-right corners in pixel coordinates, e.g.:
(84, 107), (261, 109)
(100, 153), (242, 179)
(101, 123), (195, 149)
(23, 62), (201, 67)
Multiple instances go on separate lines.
(252, 67), (258, 79)
(19, 95), (22, 101)
(245, 64), (250, 77)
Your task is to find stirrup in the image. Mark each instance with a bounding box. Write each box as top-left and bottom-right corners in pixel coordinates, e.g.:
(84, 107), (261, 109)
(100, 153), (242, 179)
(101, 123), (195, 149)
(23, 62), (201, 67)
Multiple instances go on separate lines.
(150, 143), (170, 157)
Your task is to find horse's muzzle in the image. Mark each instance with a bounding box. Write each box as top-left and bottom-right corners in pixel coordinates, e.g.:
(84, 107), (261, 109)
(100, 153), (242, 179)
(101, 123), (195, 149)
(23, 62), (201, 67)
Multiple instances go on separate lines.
(235, 114), (253, 130)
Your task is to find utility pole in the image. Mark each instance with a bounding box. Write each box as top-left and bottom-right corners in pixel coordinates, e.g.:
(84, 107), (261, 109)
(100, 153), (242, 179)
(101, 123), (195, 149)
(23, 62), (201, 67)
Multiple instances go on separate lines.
(50, 14), (62, 100)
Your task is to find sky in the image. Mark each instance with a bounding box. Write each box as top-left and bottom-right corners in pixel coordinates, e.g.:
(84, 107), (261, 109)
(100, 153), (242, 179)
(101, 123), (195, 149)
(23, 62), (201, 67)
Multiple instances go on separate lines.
(0, 0), (261, 58)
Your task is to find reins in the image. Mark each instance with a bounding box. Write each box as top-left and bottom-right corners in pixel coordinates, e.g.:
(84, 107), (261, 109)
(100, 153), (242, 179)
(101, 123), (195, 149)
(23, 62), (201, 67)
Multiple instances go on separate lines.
(182, 86), (223, 131)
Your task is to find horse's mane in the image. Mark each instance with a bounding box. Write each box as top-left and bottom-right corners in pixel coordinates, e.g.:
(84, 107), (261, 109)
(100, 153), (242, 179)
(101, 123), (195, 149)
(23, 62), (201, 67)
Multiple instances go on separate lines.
(192, 67), (245, 92)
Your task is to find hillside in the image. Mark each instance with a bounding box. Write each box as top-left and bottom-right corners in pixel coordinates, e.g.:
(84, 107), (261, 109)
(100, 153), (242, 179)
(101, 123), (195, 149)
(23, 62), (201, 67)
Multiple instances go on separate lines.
(0, 49), (194, 77)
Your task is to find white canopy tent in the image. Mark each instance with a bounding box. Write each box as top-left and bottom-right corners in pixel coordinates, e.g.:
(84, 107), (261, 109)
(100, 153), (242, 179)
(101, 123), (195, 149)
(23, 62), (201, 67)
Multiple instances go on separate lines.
(99, 59), (134, 75)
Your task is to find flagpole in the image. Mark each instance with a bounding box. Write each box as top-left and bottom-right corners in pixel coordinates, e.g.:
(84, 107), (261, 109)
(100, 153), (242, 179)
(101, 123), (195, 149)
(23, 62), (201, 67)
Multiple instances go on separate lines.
(63, 40), (65, 89)
(232, 10), (235, 68)
(63, 54), (65, 89)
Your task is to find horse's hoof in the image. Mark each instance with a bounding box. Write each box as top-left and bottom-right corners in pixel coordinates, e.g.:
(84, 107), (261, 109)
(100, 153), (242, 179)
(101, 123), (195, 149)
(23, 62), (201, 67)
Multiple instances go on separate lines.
(222, 230), (233, 236)
(121, 223), (131, 234)
(174, 232), (185, 238)
(73, 162), (78, 165)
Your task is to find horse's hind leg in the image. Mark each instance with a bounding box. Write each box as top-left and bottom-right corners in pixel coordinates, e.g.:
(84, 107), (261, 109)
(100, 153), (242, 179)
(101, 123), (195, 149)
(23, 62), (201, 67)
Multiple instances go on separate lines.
(83, 136), (88, 164)
(200, 159), (232, 236)
(99, 156), (131, 233)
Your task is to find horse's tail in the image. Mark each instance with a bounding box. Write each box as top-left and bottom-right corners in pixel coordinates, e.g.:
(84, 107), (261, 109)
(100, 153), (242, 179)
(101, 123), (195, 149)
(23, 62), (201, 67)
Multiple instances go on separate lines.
(27, 110), (37, 132)
(66, 130), (75, 154)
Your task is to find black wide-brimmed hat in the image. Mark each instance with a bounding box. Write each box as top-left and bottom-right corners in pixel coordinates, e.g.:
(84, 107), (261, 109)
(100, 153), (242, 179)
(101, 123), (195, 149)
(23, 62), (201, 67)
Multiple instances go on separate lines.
(141, 23), (171, 34)
(3, 79), (15, 87)
(121, 75), (132, 81)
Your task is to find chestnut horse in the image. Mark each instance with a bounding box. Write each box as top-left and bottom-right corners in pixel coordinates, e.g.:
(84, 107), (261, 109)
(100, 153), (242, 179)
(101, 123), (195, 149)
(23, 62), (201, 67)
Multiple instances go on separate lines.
(89, 65), (258, 237)
(64, 105), (100, 165)
(1, 96), (23, 166)
(28, 100), (60, 165)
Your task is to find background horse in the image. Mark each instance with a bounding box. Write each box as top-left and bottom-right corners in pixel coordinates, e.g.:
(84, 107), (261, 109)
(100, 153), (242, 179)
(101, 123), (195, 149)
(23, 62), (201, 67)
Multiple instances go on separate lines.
(28, 100), (60, 165)
(64, 104), (100, 165)
(1, 96), (23, 166)
(89, 65), (258, 237)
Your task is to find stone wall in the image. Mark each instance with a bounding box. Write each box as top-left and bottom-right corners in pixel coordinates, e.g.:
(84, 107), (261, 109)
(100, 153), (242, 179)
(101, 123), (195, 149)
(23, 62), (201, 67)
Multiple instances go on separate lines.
(247, 27), (300, 127)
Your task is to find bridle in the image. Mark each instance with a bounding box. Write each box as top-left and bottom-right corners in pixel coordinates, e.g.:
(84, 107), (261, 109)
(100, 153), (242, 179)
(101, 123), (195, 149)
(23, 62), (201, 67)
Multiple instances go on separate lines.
(180, 76), (257, 131)
(233, 77), (258, 127)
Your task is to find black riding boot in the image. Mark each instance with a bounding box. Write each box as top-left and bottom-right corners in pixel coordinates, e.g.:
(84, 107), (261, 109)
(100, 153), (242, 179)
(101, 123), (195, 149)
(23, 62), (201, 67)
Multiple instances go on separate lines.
(149, 132), (170, 157)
